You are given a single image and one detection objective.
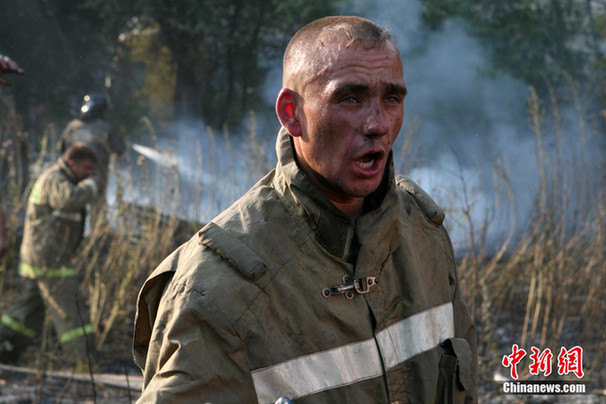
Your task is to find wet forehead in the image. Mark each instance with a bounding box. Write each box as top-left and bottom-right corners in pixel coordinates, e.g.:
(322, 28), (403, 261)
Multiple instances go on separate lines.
(315, 41), (404, 92)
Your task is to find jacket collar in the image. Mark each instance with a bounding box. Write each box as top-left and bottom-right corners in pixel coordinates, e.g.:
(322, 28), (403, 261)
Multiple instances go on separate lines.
(273, 127), (401, 267)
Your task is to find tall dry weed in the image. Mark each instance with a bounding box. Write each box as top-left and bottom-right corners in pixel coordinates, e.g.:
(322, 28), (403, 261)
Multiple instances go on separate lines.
(451, 80), (606, 387)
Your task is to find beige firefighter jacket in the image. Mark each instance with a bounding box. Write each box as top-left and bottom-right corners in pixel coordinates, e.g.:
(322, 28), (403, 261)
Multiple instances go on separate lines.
(133, 128), (477, 403)
(59, 118), (125, 170)
(19, 158), (97, 275)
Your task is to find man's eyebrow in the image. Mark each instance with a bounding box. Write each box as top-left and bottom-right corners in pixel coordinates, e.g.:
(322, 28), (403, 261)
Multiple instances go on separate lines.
(332, 82), (407, 97)
(384, 83), (407, 96)
(334, 83), (370, 95)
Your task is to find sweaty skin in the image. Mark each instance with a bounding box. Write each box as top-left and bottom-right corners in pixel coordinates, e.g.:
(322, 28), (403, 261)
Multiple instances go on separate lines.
(278, 40), (406, 218)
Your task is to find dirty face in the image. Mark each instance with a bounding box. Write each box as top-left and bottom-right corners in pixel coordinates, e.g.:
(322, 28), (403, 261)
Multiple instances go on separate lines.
(292, 40), (406, 213)
(69, 159), (96, 181)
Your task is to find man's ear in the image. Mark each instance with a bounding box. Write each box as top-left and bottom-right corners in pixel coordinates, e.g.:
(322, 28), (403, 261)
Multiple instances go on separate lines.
(276, 88), (302, 137)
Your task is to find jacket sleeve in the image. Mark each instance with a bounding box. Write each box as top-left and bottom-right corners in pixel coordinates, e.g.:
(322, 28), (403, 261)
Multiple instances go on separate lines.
(45, 175), (97, 212)
(134, 248), (257, 404)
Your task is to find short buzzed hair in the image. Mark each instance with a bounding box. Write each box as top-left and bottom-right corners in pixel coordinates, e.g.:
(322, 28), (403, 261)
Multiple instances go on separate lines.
(63, 141), (98, 164)
(283, 16), (395, 90)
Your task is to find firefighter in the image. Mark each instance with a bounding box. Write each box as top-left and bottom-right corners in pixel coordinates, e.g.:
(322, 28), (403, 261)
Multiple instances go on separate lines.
(0, 142), (99, 369)
(58, 92), (125, 227)
(134, 16), (477, 403)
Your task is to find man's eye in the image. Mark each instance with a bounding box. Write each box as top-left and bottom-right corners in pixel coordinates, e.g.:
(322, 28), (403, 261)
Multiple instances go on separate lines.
(341, 96), (359, 103)
(385, 96), (401, 104)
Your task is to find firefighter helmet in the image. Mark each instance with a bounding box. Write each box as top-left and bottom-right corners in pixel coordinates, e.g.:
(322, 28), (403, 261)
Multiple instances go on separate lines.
(80, 93), (108, 120)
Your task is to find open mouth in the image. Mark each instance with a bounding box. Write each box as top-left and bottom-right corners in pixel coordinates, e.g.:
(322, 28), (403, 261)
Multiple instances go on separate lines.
(356, 152), (382, 169)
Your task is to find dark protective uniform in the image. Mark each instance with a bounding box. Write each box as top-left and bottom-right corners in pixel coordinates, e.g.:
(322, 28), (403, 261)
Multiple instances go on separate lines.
(0, 157), (97, 365)
(133, 128), (477, 403)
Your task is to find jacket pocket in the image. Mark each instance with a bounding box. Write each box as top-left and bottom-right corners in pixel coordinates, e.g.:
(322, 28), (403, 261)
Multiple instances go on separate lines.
(435, 338), (474, 404)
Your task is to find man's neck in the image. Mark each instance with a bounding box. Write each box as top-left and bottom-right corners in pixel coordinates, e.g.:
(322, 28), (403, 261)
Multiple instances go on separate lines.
(331, 197), (365, 219)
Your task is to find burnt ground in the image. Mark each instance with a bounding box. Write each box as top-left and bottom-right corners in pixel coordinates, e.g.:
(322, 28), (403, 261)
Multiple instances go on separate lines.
(0, 279), (143, 403)
(0, 364), (141, 404)
(0, 338), (142, 403)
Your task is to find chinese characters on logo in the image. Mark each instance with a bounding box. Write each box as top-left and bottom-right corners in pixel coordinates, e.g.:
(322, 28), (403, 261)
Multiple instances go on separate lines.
(502, 345), (584, 380)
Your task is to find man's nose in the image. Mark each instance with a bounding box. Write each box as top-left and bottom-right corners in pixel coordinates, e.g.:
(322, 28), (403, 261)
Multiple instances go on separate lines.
(364, 102), (389, 137)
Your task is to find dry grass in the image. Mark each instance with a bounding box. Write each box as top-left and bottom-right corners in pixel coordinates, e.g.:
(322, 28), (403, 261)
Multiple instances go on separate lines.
(451, 84), (606, 398)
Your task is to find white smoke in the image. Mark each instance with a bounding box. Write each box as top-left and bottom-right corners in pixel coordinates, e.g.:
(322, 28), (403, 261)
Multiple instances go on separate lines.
(109, 116), (275, 224)
(109, 0), (602, 253)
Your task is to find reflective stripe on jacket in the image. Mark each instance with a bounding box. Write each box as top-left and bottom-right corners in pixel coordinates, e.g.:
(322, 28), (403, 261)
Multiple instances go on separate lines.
(133, 128), (477, 403)
(19, 158), (97, 272)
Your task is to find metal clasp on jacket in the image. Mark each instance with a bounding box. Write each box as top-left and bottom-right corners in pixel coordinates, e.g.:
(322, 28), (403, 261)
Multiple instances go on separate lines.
(322, 275), (379, 299)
